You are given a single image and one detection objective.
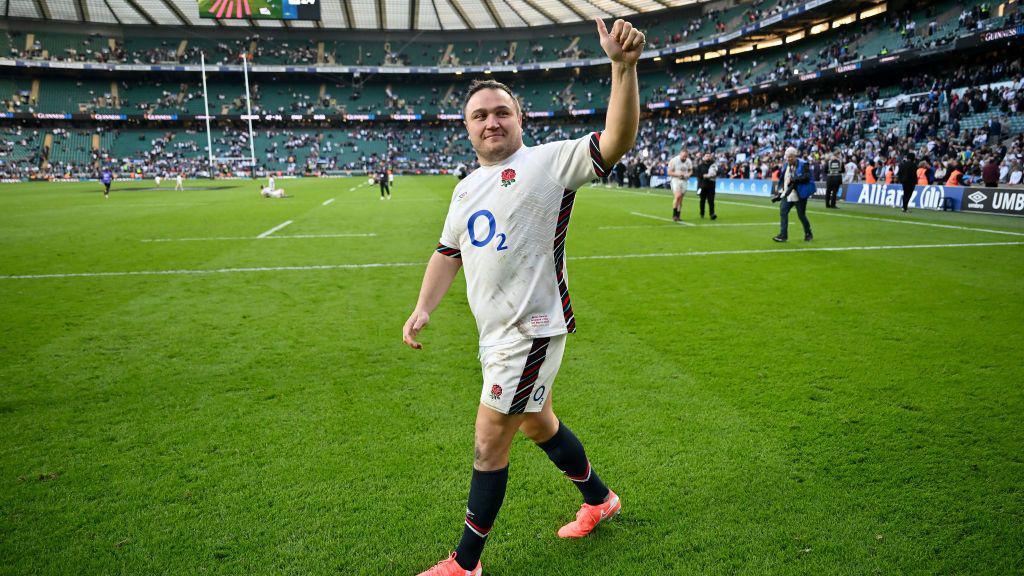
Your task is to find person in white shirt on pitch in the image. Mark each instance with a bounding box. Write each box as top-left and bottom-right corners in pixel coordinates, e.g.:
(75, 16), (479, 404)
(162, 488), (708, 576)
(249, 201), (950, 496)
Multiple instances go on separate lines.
(843, 157), (858, 184)
(174, 173), (184, 191)
(260, 176), (287, 198)
(667, 148), (693, 222)
(404, 17), (644, 576)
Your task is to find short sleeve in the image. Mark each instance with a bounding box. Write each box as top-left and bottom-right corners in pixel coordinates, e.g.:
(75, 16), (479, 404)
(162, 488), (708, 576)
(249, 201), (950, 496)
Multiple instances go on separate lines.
(436, 199), (462, 258)
(533, 132), (610, 191)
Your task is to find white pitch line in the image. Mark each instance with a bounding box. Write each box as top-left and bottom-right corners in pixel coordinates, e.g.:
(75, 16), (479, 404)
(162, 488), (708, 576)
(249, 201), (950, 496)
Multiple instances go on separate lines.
(599, 224), (679, 230)
(599, 222), (778, 230)
(630, 211), (696, 226)
(257, 220), (293, 238)
(590, 186), (1024, 238)
(5, 241), (1022, 280)
(705, 198), (1024, 237)
(694, 222), (780, 227)
(276, 233), (376, 239)
(572, 241), (1024, 261)
(712, 199), (1024, 236)
(141, 233), (377, 242)
(1, 261), (422, 280)
(322, 198), (335, 206)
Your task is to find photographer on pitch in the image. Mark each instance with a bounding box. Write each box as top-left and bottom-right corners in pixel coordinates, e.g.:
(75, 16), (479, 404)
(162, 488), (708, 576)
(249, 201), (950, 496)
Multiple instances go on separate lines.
(772, 147), (814, 242)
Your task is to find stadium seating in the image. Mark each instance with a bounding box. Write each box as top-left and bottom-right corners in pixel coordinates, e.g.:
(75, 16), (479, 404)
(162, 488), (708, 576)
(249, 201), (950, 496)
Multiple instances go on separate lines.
(2, 0), (863, 68)
(2, 0), (1022, 184)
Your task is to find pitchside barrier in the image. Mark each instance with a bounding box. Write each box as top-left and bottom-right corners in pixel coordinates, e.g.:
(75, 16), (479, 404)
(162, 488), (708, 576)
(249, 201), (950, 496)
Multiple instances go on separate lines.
(840, 183), (965, 211)
(825, 182), (1023, 216)
(960, 187), (1024, 216)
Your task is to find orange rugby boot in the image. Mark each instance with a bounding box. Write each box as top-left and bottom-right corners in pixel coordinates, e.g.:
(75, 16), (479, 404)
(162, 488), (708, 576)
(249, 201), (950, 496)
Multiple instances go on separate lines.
(416, 552), (481, 576)
(557, 490), (621, 538)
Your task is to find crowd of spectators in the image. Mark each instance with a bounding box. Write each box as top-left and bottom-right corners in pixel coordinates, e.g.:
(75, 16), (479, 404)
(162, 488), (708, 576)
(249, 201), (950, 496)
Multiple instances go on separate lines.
(0, 0), (854, 67)
(610, 63), (1024, 191)
(3, 50), (1024, 187)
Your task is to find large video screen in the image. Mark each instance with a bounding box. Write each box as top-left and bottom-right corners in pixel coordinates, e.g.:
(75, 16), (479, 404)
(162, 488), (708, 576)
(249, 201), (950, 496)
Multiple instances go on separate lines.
(199, 0), (321, 20)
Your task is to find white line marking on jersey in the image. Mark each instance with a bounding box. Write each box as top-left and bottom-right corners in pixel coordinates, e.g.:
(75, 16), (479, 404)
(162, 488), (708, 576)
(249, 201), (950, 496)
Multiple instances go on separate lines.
(141, 233), (376, 242)
(257, 220), (293, 238)
(322, 198), (336, 206)
(5, 242), (1022, 280)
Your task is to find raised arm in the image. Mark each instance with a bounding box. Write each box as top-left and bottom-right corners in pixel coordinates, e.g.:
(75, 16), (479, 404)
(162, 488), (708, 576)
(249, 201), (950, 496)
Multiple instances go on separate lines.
(403, 251), (463, 349)
(595, 18), (645, 167)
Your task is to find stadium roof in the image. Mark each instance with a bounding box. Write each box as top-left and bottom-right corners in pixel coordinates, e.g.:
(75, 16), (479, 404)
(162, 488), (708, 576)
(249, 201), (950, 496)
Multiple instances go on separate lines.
(5, 0), (706, 30)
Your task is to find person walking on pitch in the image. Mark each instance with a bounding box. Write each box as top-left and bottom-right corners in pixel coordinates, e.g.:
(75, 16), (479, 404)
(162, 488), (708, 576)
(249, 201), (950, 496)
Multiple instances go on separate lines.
(404, 16), (644, 576)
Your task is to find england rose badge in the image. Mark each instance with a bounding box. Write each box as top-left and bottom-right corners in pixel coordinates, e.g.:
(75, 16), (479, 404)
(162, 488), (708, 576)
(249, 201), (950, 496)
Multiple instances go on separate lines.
(500, 168), (516, 187)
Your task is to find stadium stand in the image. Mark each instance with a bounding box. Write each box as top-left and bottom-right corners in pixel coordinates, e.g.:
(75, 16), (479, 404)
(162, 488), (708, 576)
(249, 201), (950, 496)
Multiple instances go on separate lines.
(1, 0), (1022, 188)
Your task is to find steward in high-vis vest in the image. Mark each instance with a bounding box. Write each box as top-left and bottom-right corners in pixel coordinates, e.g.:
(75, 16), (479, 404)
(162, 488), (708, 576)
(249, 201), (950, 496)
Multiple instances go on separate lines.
(946, 166), (963, 186)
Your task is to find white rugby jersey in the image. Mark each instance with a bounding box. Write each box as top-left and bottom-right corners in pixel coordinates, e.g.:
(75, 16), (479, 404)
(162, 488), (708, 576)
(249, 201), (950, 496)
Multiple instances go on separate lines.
(437, 132), (609, 346)
(668, 156), (692, 180)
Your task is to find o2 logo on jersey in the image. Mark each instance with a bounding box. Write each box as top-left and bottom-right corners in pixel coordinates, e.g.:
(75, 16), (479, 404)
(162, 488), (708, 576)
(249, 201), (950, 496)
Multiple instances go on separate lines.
(468, 210), (508, 251)
(533, 386), (546, 403)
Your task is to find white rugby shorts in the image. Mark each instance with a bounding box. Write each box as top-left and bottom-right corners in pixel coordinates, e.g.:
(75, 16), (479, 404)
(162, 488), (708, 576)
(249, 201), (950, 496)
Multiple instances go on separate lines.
(479, 334), (566, 414)
(671, 178), (687, 194)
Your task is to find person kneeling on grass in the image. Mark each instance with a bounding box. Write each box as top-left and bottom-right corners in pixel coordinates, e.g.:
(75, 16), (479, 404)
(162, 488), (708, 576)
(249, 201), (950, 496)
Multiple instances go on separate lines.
(260, 185), (287, 198)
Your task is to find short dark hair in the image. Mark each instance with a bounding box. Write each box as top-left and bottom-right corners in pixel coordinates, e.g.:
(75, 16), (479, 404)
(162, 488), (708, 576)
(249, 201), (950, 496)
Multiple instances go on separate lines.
(463, 79), (522, 117)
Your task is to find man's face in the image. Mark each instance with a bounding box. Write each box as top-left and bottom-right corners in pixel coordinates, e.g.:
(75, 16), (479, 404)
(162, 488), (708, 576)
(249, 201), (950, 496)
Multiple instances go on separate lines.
(464, 89), (523, 165)
(787, 154), (797, 166)
(680, 150), (688, 160)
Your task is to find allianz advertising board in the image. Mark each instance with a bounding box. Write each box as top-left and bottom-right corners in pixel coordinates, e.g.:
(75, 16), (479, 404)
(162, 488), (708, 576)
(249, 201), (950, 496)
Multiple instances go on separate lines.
(961, 188), (1024, 216)
(842, 183), (964, 210)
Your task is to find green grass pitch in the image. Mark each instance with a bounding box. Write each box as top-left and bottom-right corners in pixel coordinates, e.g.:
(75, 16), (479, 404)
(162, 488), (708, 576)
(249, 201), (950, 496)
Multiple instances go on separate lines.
(1, 176), (1022, 574)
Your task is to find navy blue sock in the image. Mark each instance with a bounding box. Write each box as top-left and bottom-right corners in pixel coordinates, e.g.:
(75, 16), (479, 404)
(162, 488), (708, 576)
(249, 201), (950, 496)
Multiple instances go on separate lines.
(537, 421), (610, 505)
(454, 466), (508, 570)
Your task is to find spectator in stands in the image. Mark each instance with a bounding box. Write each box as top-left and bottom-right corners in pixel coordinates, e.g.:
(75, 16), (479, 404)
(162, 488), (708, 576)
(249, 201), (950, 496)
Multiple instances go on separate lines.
(982, 157), (1000, 187)
(987, 117), (1003, 146)
(1008, 161), (1023, 185)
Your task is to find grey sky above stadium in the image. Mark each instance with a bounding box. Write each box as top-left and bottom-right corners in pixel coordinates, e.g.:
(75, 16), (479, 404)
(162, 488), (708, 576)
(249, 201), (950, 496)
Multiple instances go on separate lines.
(3, 0), (705, 29)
